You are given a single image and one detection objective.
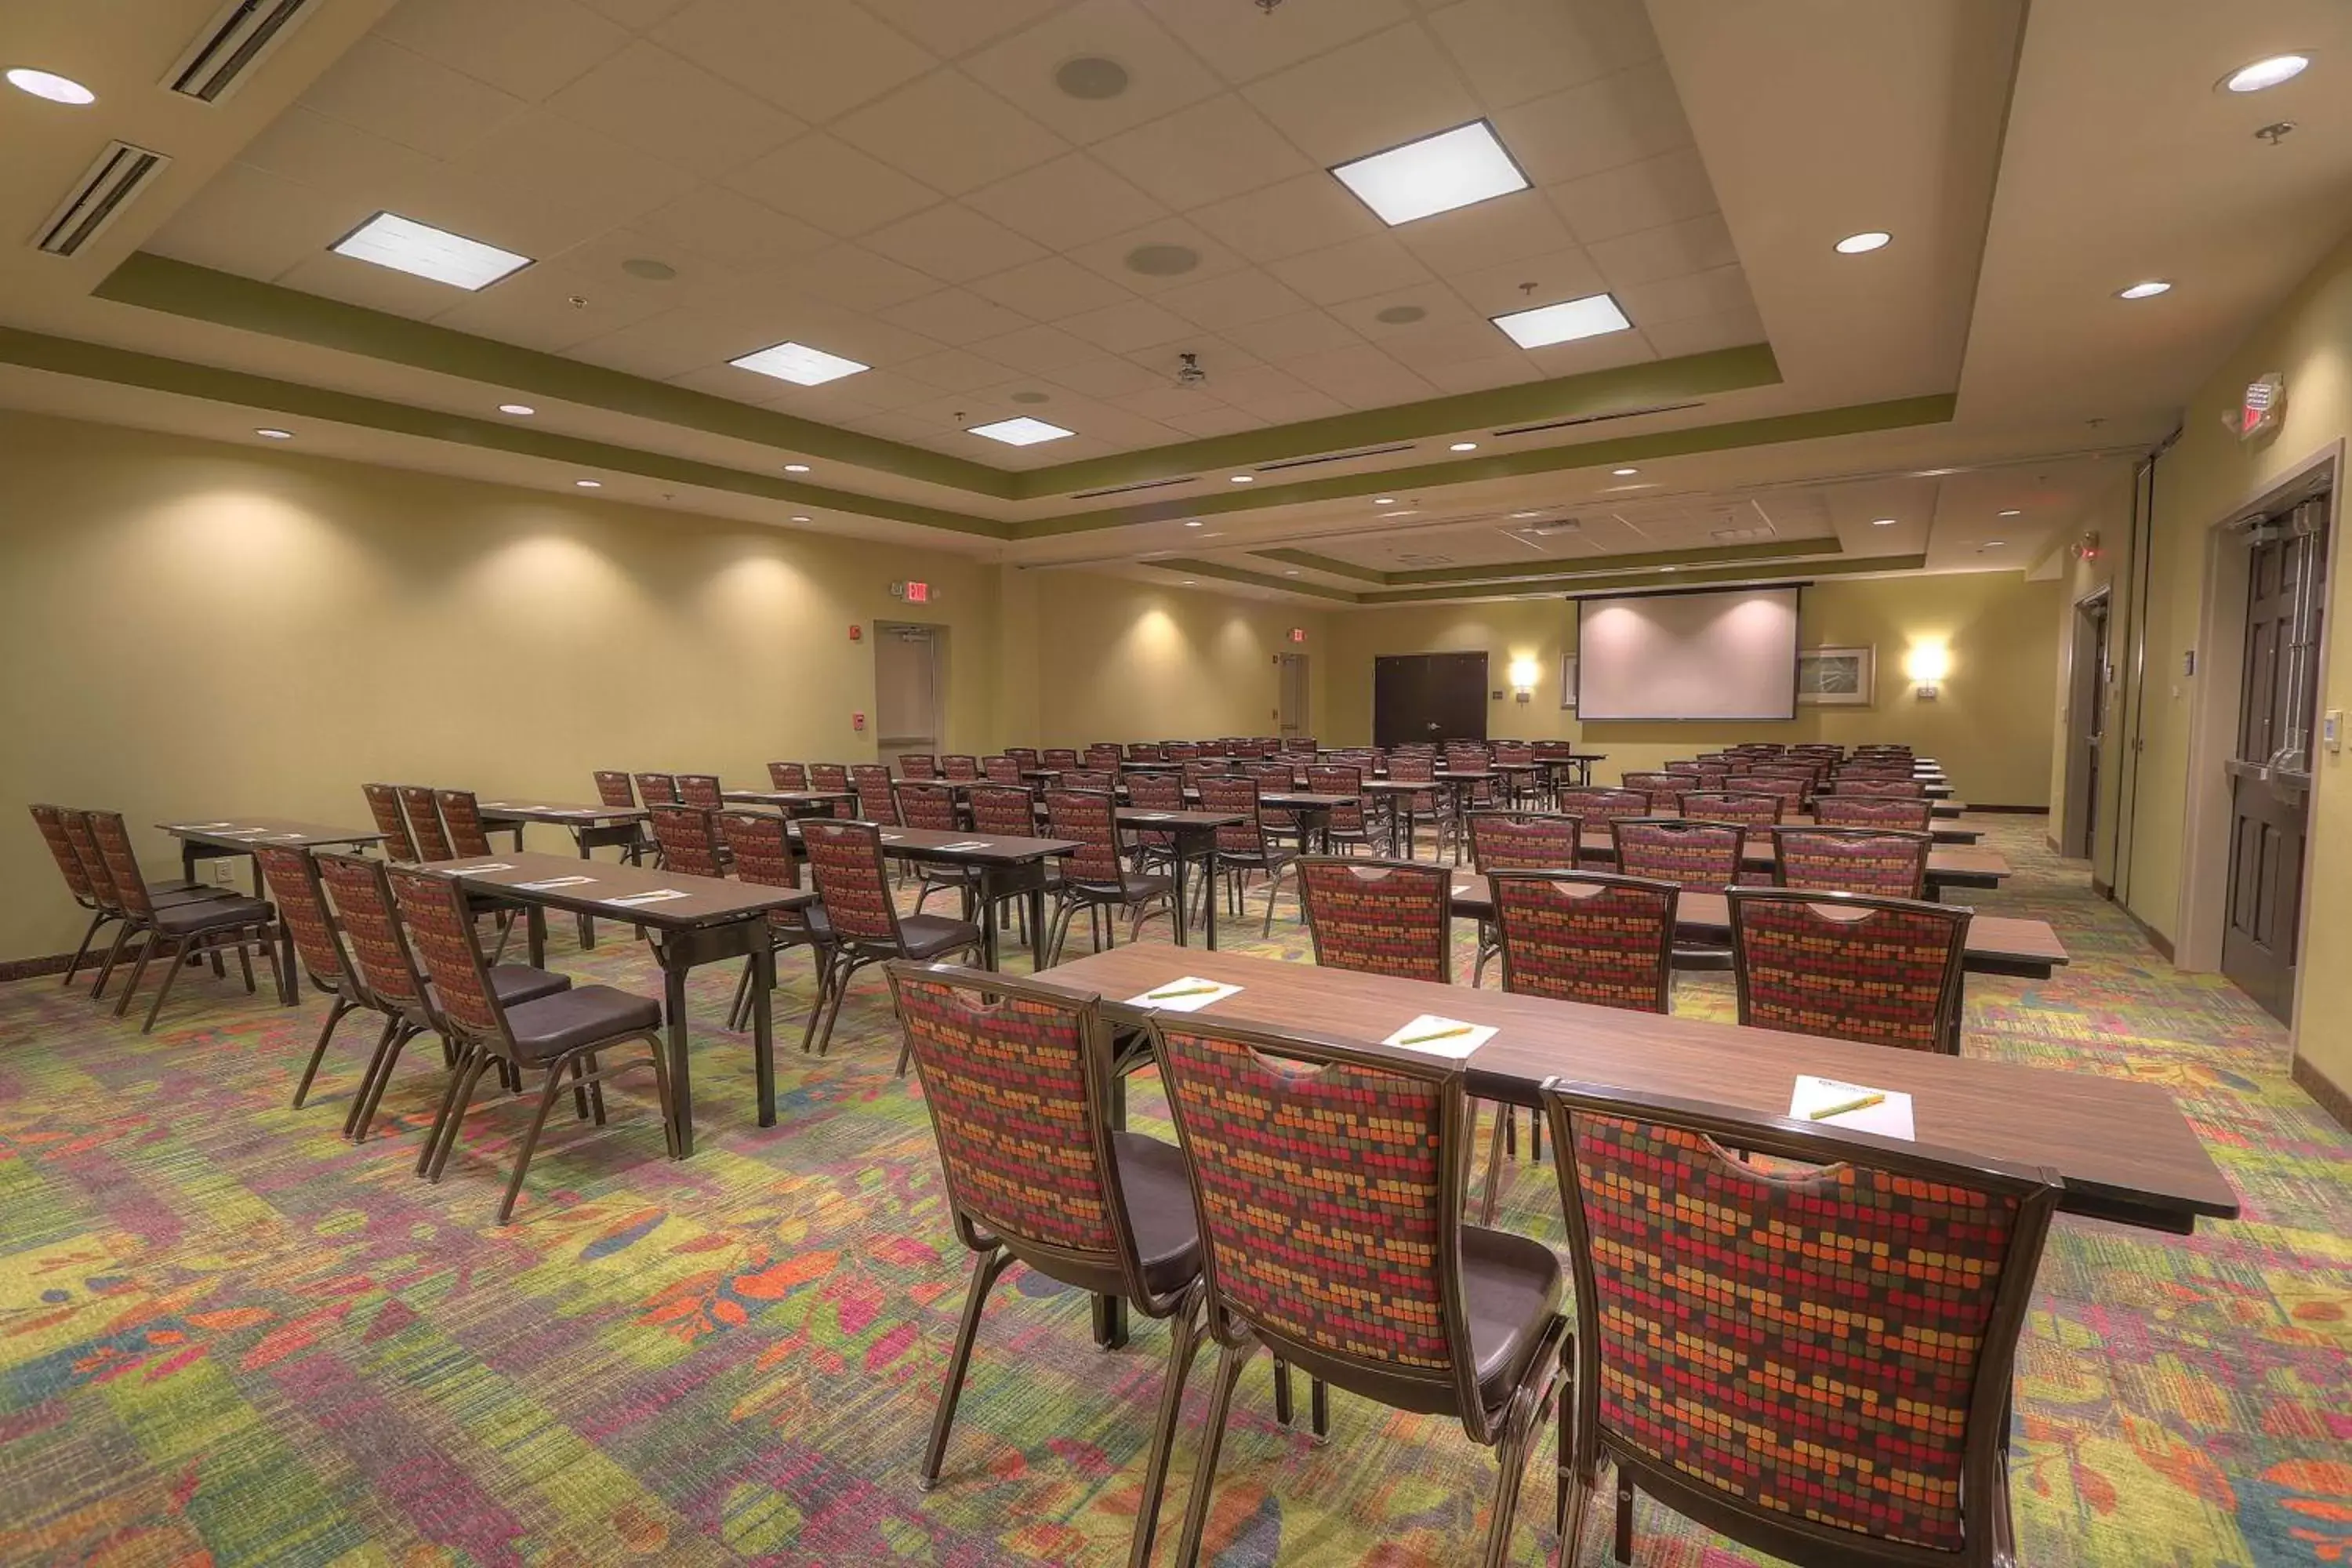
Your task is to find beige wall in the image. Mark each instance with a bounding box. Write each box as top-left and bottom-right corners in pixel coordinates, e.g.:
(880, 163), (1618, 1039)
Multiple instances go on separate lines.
(1321, 572), (2062, 807)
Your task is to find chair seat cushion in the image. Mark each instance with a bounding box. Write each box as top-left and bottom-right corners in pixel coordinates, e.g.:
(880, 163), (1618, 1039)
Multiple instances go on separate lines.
(152, 896), (272, 934)
(502, 985), (662, 1062)
(898, 914), (983, 960)
(1068, 873), (1171, 903)
(488, 964), (573, 1006)
(1462, 1225), (1565, 1412)
(1112, 1131), (1202, 1297)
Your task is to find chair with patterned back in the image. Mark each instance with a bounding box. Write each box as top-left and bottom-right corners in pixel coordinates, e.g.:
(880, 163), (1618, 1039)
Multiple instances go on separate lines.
(593, 771), (656, 864)
(809, 763), (856, 818)
(1296, 858), (1451, 982)
(1247, 762), (1305, 850)
(767, 761), (808, 790)
(253, 844), (376, 1114)
(386, 863), (668, 1222)
(896, 780), (985, 916)
(1164, 742), (1201, 761)
(1694, 751), (1740, 766)
(1305, 763), (1380, 854)
(1145, 1014), (1570, 1567)
(1040, 789), (1175, 964)
(1618, 772), (1687, 812)
(1730, 887), (1972, 1054)
(1468, 810), (1584, 873)
(1771, 826), (1933, 899)
(717, 810), (831, 1033)
(852, 765), (899, 826)
(982, 755), (1022, 784)
(433, 789), (497, 858)
(797, 819), (984, 1062)
(1833, 777), (1928, 799)
(396, 786), (454, 862)
(1196, 775), (1296, 936)
(941, 754), (979, 781)
(1610, 818), (1743, 891)
(1815, 795), (1936, 830)
(967, 782), (1039, 840)
(1005, 747), (1041, 768)
(646, 804), (727, 879)
(1673, 790), (1783, 829)
(32, 804), (220, 990)
(1124, 768), (1186, 873)
(1062, 768), (1114, 791)
(1383, 750), (1445, 857)
(1725, 773), (1808, 814)
(1543, 1081), (2058, 1568)
(899, 753), (938, 780)
(675, 773), (724, 809)
(1555, 787), (1649, 830)
(85, 809), (280, 1033)
(363, 782), (419, 862)
(1048, 747), (1085, 768)
(633, 771), (680, 807)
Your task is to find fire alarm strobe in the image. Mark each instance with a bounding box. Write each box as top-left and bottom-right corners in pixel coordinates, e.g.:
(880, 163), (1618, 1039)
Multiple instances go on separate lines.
(849, 624), (863, 641)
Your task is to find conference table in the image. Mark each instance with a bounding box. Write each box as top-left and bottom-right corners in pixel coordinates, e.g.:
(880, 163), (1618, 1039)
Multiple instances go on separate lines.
(1560, 829), (2008, 894)
(779, 821), (1079, 972)
(477, 799), (653, 949)
(720, 787), (857, 818)
(1113, 808), (1247, 949)
(432, 851), (815, 1156)
(1031, 943), (2238, 1343)
(160, 817), (388, 1003)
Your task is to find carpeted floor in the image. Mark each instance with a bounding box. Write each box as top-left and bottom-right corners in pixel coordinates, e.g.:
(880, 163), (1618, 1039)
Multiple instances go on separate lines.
(2, 818), (2348, 1566)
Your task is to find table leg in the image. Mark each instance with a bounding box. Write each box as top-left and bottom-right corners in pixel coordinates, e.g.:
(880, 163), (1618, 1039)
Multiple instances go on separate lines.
(574, 831), (598, 951)
(752, 938), (777, 1128)
(1029, 882), (1050, 974)
(662, 947), (695, 1157)
(1168, 837), (1192, 948)
(1201, 843), (1221, 951)
(526, 905), (547, 969)
(978, 866), (1003, 971)
(1401, 800), (1417, 860)
(278, 920), (299, 1006)
(182, 840), (199, 887)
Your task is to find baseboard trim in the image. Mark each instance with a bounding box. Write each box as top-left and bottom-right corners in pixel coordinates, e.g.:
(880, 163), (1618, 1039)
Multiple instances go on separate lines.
(2092, 877), (2114, 901)
(2122, 904), (2175, 963)
(0, 950), (75, 983)
(2292, 1053), (2352, 1135)
(1967, 804), (2049, 815)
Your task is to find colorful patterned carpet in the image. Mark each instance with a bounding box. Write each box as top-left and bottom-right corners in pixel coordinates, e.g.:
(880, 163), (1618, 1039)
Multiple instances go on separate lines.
(3, 819), (2348, 1566)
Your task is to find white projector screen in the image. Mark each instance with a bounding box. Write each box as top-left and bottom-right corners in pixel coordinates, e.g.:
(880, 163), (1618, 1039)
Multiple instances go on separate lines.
(1575, 587), (1801, 720)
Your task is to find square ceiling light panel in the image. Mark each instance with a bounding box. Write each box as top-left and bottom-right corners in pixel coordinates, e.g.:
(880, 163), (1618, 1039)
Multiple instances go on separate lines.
(728, 341), (872, 387)
(1491, 292), (1632, 349)
(329, 212), (532, 290)
(967, 416), (1075, 445)
(1330, 121), (1530, 227)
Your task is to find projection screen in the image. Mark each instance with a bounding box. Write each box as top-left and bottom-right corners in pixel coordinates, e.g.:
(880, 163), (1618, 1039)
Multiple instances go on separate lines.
(1573, 586), (1801, 720)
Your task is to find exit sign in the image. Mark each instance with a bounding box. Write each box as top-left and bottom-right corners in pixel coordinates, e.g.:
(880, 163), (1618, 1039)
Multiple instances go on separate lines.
(1288, 627), (1306, 644)
(891, 580), (931, 603)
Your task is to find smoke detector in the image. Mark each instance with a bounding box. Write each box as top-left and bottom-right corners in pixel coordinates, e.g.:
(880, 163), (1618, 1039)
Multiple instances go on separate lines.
(1176, 351), (1208, 389)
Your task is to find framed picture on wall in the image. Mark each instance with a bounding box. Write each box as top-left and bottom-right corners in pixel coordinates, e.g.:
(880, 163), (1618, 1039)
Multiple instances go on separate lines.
(1796, 645), (1875, 706)
(1559, 653), (1577, 710)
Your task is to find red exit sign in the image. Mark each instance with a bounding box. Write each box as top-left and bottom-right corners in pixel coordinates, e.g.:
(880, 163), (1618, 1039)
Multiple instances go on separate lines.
(1288, 627), (1307, 644)
(892, 580), (930, 603)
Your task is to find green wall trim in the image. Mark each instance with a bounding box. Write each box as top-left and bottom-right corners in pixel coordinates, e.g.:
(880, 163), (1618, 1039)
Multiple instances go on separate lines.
(0, 326), (1013, 539)
(1353, 552), (1930, 604)
(1011, 394), (1960, 538)
(1249, 536), (1835, 588)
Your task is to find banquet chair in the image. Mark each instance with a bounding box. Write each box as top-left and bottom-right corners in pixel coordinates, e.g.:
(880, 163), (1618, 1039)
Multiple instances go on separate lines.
(83, 810), (280, 1033)
(1040, 789), (1176, 964)
(1814, 795), (1936, 830)
(1771, 826), (1933, 900)
(362, 782), (419, 861)
(676, 773), (724, 808)
(1729, 887), (1972, 1054)
(397, 785), (455, 862)
(31, 803), (225, 991)
(799, 820), (983, 1063)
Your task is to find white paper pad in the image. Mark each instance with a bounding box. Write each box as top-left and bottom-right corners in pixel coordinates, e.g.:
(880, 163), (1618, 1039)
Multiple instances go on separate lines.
(935, 840), (990, 851)
(456, 862), (514, 873)
(515, 875), (597, 890)
(479, 801), (509, 808)
(604, 888), (691, 906)
(1137, 812), (1171, 820)
(880, 833), (903, 842)
(1790, 1075), (1915, 1140)
(1128, 977), (1243, 1013)
(1382, 1014), (1496, 1059)
(171, 822), (234, 830)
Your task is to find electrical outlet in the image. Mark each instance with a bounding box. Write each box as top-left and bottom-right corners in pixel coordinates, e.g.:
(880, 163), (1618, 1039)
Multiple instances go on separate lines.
(208, 858), (239, 886)
(2326, 710), (2343, 753)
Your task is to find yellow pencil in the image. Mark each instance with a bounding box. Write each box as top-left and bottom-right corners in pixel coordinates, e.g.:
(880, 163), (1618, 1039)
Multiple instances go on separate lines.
(1399, 1023), (1473, 1047)
(1809, 1091), (1886, 1120)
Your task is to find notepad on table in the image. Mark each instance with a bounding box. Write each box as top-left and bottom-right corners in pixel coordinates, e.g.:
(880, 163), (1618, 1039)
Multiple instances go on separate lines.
(1127, 977), (1242, 1012)
(516, 874), (597, 890)
(935, 840), (990, 851)
(1382, 1014), (1495, 1059)
(604, 888), (691, 907)
(172, 822), (234, 830)
(1789, 1075), (1914, 1139)
(459, 862), (514, 873)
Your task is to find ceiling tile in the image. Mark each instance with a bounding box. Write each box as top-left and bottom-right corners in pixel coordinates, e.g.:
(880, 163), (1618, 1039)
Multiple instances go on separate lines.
(880, 287), (1035, 345)
(1545, 146), (1717, 246)
(781, 244), (942, 312)
(448, 107), (699, 255)
(789, 365), (940, 412)
(551, 225), (746, 305)
(966, 323), (1102, 374)
(1419, 354), (1543, 394)
(964, 153), (1167, 251)
(1448, 243), (1607, 315)
(1068, 219), (1247, 297)
(1242, 22), (1480, 165)
(1268, 234), (1434, 306)
(864, 203), (1049, 283)
(898, 347), (1019, 393)
(377, 0), (633, 101)
(1491, 60), (1693, 186)
(964, 0), (1225, 143)
(1206, 361), (1316, 409)
(1283, 343), (1437, 408)
(1160, 406), (1266, 438)
(433, 261), (675, 350)
(1092, 96), (1311, 209)
(1218, 308), (1363, 360)
(633, 184), (835, 269)
(234, 104), (444, 204)
(1617, 263), (1754, 326)
(858, 0), (1076, 59)
(833, 69), (1070, 195)
(1587, 212), (1738, 289)
(1155, 267), (1309, 331)
(655, 0), (938, 119)
(1424, 0), (1657, 109)
(1059, 297), (1195, 355)
(545, 41), (803, 180)
(572, 301), (782, 377)
(1137, 0), (1410, 85)
(1046, 356), (1168, 399)
(299, 37), (526, 162)
(783, 312), (946, 370)
(1632, 302), (1765, 360)
(1521, 329), (1653, 379)
(1228, 387), (1351, 423)
(146, 162), (358, 281)
(274, 249), (476, 320)
(970, 255), (1135, 318)
(1187, 171), (1381, 263)
(1114, 384), (1228, 421)
(1334, 281), (1482, 340)
(725, 133), (941, 238)
(1394, 189), (1576, 275)
(1374, 318), (1516, 369)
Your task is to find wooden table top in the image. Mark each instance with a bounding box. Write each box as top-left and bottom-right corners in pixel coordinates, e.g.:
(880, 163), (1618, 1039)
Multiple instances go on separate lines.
(477, 799), (648, 822)
(431, 851), (812, 928)
(1034, 946), (2235, 1231)
(160, 818), (387, 849)
(789, 823), (1081, 864)
(1115, 807), (1247, 830)
(721, 789), (856, 808)
(1565, 829), (2008, 880)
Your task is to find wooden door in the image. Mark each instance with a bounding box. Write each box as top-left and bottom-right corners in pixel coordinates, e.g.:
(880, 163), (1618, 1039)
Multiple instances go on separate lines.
(2222, 502), (2327, 1022)
(1373, 652), (1488, 748)
(2064, 594), (2110, 859)
(1277, 653), (1309, 739)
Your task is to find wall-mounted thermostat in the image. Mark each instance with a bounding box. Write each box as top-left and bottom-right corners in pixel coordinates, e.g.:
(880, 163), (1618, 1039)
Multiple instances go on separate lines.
(2326, 710), (2343, 753)
(2182, 649), (2195, 677)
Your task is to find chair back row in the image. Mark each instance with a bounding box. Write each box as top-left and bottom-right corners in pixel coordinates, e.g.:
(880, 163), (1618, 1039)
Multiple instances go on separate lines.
(362, 783), (502, 862)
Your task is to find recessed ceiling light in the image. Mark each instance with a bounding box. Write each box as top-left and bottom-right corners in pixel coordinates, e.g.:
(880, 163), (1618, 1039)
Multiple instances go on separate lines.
(1183, 580), (1197, 586)
(2118, 280), (2172, 299)
(1982, 539), (2006, 549)
(1055, 55), (1130, 100)
(1330, 120), (1530, 227)
(1835, 231), (1892, 255)
(1613, 466), (1639, 477)
(1375, 497), (1396, 505)
(1375, 304), (1428, 325)
(968, 416), (1074, 446)
(791, 514), (811, 522)
(2223, 54), (2310, 93)
(1491, 292), (1632, 350)
(1660, 565), (1678, 572)
(1872, 517), (1896, 527)
(784, 463), (811, 473)
(620, 257), (677, 281)
(1230, 474), (1254, 484)
(498, 403), (535, 416)
(575, 479), (601, 488)
(1998, 508), (2022, 517)
(1126, 244), (1200, 277)
(1511, 510), (1545, 519)
(1450, 441), (1479, 452)
(6, 67), (96, 104)
(1185, 520), (1204, 527)
(1010, 390), (1051, 405)
(1285, 569), (1301, 575)
(330, 212), (532, 291)
(730, 341), (869, 387)
(254, 427), (293, 440)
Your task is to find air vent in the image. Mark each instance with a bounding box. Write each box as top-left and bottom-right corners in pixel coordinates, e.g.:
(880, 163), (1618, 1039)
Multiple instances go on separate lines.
(167, 0), (318, 103)
(33, 143), (171, 257)
(1069, 474), (1200, 499)
(1256, 442), (1416, 473)
(1523, 519), (1583, 539)
(1711, 525), (1771, 542)
(1491, 401), (1702, 439)
(1394, 553), (1455, 566)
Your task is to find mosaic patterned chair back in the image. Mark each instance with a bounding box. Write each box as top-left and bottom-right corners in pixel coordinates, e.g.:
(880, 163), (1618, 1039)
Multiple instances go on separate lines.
(386, 863), (502, 1042)
(633, 772), (680, 806)
(766, 761), (808, 790)
(1152, 1018), (1472, 1403)
(1531, 741), (1575, 760)
(60, 810), (126, 915)
(940, 755), (978, 781)
(1695, 752), (1740, 766)
(1726, 774), (1808, 808)
(1773, 827), (1931, 899)
(1049, 748), (1087, 767)
(1612, 819), (1744, 891)
(254, 845), (350, 989)
(1730, 889), (1969, 1054)
(1298, 858), (1451, 983)
(968, 784), (1040, 840)
(1555, 788), (1649, 823)
(1165, 742), (1202, 760)
(1042, 790), (1124, 885)
(648, 804), (726, 879)
(1305, 764), (1368, 833)
(853, 771), (900, 826)
(1284, 736), (1319, 755)
(1387, 753), (1435, 784)
(982, 756), (1022, 784)
(1127, 772), (1185, 811)
(594, 771), (639, 809)
(1004, 748), (1041, 767)
(1062, 768), (1114, 790)
(1745, 762), (1821, 784)
(890, 968), (1129, 1265)
(1195, 777), (1266, 856)
(898, 754), (938, 780)
(718, 812), (800, 890)
(1551, 1086), (2054, 1555)
(1490, 871), (1675, 1013)
(1815, 796), (1935, 830)
(317, 852), (424, 1008)
(30, 804), (95, 904)
(396, 786), (454, 862)
(1492, 742), (1534, 767)
(1618, 773), (1688, 811)
(1833, 778), (1927, 799)
(363, 783), (419, 862)
(809, 763), (850, 793)
(800, 821), (901, 946)
(1468, 811), (1584, 872)
(85, 811), (158, 919)
(434, 790), (495, 858)
(1248, 764), (1301, 828)
(675, 774), (724, 809)
(1674, 791), (1783, 828)
(893, 781), (960, 834)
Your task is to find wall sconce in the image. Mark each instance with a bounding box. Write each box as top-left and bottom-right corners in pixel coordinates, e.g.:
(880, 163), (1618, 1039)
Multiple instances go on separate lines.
(1508, 655), (1540, 703)
(1903, 643), (1951, 700)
